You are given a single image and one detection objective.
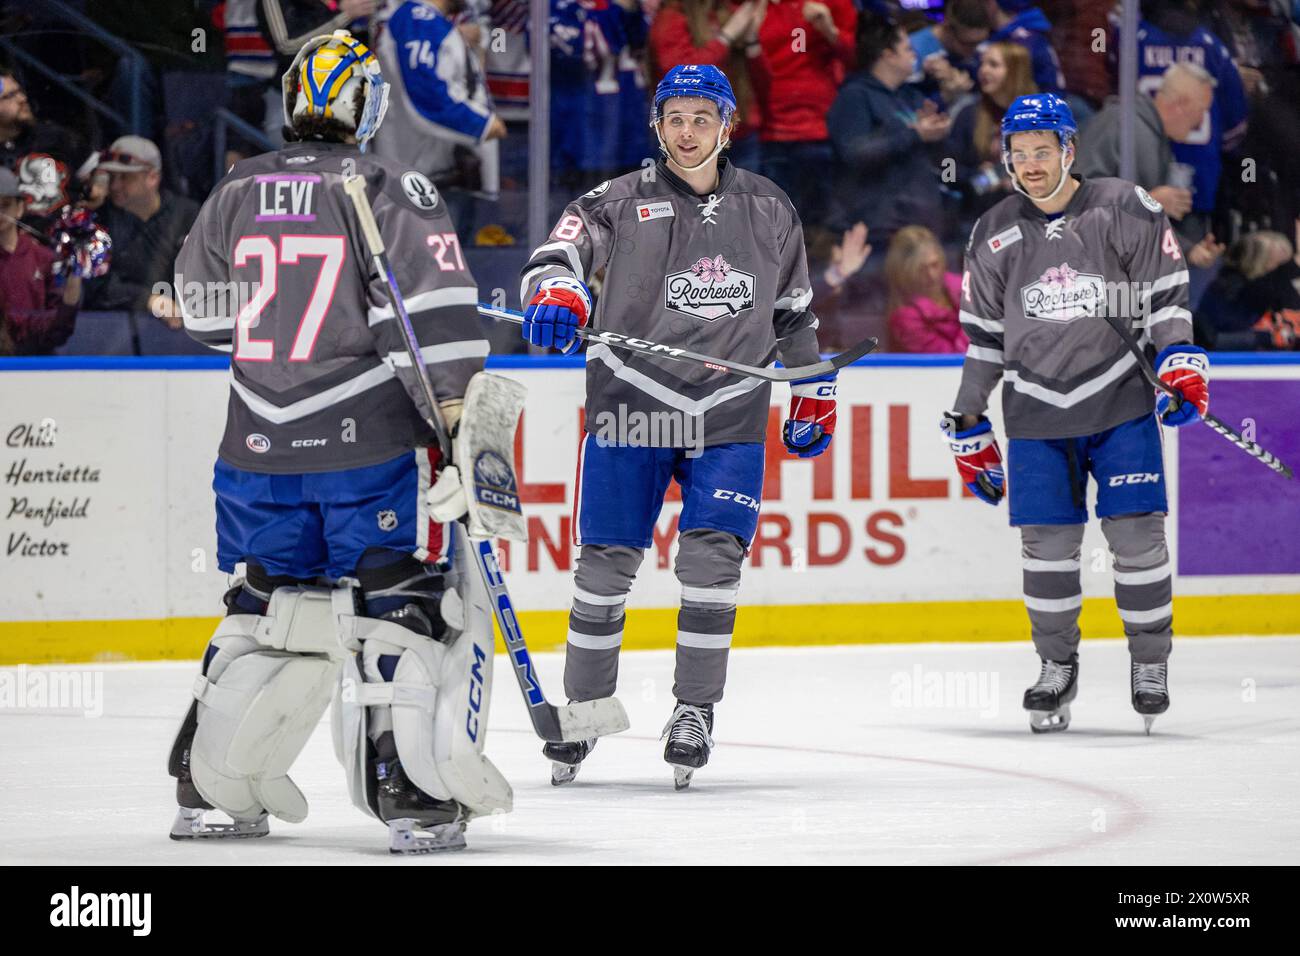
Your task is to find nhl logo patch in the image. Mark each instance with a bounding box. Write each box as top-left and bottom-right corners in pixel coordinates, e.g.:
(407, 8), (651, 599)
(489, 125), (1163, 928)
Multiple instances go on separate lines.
(377, 509), (398, 532)
(473, 450), (521, 515)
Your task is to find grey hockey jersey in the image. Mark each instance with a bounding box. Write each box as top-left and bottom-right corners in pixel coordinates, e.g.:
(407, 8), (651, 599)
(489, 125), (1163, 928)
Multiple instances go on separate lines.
(176, 141), (487, 473)
(520, 158), (822, 448)
(953, 176), (1193, 439)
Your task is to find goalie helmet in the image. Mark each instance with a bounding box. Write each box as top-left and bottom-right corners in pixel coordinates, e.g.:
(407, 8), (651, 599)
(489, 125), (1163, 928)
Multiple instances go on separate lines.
(282, 30), (389, 149)
(49, 207), (112, 280)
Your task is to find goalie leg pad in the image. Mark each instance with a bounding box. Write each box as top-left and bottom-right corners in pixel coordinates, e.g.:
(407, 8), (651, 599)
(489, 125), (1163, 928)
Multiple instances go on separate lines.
(334, 607), (512, 821)
(189, 586), (350, 824)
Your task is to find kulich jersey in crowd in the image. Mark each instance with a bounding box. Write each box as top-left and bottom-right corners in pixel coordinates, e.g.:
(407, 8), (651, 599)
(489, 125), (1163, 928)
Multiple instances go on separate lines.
(520, 158), (823, 448)
(954, 176), (1193, 440)
(176, 141), (487, 473)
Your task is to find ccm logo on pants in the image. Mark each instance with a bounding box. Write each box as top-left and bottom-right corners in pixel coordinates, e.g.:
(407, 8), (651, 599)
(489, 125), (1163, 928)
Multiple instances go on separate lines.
(713, 489), (760, 511)
(1108, 472), (1161, 487)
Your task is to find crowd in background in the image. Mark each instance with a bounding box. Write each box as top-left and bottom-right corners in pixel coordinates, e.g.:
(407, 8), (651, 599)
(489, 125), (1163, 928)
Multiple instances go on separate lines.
(1, 0), (1298, 357)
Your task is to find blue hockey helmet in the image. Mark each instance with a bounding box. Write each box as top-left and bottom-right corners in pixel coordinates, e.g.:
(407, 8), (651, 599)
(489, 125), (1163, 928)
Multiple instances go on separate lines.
(1001, 93), (1077, 154)
(651, 64), (738, 125)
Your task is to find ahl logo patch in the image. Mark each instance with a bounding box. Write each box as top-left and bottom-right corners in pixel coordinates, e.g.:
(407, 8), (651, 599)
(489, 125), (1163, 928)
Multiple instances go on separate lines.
(473, 450), (521, 515)
(1020, 262), (1107, 322)
(376, 509), (398, 531)
(245, 433), (270, 454)
(664, 255), (755, 321)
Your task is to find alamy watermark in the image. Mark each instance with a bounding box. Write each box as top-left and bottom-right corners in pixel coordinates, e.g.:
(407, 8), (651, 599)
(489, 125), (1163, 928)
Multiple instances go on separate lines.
(0, 665), (103, 718)
(591, 404), (704, 458)
(890, 665), (999, 718)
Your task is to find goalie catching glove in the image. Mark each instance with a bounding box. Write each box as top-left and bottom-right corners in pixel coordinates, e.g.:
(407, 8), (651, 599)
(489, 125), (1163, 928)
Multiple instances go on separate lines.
(522, 277), (591, 356)
(782, 373), (836, 458)
(1154, 344), (1209, 427)
(940, 412), (1004, 505)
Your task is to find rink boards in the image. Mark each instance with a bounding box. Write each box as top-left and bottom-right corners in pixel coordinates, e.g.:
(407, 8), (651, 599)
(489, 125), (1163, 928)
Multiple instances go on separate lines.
(1, 355), (1298, 663)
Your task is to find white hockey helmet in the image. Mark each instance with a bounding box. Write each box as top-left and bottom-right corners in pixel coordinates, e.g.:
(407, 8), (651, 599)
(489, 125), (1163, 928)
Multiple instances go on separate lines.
(282, 30), (390, 149)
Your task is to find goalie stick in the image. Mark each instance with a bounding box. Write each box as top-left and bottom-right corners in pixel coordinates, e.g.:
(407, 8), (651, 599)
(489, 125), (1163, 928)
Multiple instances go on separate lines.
(342, 175), (630, 742)
(477, 303), (878, 382)
(1100, 311), (1293, 480)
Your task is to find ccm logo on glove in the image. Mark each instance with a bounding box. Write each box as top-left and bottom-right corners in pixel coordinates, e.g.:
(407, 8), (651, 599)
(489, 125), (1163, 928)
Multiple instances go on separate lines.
(1154, 344), (1210, 427)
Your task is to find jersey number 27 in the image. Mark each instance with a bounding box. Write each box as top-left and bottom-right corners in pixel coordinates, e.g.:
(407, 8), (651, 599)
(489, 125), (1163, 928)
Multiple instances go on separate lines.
(233, 235), (345, 362)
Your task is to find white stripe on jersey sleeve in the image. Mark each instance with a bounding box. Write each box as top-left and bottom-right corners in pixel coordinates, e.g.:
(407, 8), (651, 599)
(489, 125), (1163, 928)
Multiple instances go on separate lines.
(959, 310), (1004, 333)
(1147, 305), (1192, 327)
(528, 241), (585, 283)
(1138, 270), (1189, 306)
(367, 286), (479, 327)
(385, 340), (490, 368)
(965, 344), (1004, 364)
(775, 288), (814, 310)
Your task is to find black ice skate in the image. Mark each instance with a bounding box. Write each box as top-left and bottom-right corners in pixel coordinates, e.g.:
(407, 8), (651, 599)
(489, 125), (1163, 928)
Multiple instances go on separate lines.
(661, 701), (714, 790)
(377, 758), (467, 854)
(168, 706), (269, 840)
(1131, 660), (1170, 735)
(543, 737), (596, 786)
(1023, 654), (1079, 734)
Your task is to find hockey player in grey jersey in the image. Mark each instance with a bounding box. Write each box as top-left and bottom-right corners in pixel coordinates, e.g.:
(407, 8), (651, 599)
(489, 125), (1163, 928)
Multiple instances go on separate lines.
(518, 65), (837, 789)
(941, 94), (1211, 734)
(168, 31), (511, 851)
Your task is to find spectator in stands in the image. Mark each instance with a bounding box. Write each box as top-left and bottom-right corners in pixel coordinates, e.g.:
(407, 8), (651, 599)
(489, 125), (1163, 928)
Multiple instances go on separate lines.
(907, 0), (990, 106)
(1076, 63), (1224, 268)
(828, 13), (950, 248)
(1119, 0), (1249, 240)
(1196, 225), (1300, 351)
(0, 167), (81, 355)
(84, 137), (198, 329)
(218, 0), (280, 166)
(757, 0), (857, 225)
(804, 221), (871, 349)
(648, 1), (770, 169)
(371, 0), (506, 227)
(0, 71), (87, 173)
(258, 0), (382, 74)
(884, 225), (967, 353)
(946, 40), (1035, 217)
(986, 0), (1065, 96)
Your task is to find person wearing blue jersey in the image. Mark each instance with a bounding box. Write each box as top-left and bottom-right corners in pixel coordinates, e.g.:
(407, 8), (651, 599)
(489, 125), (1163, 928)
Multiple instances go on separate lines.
(987, 0), (1065, 96)
(1117, 0), (1249, 231)
(370, 1), (506, 188)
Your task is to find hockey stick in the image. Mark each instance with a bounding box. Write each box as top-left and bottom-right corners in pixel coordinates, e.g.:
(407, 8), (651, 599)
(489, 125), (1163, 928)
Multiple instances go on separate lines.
(477, 303), (878, 382)
(1100, 311), (1293, 479)
(343, 175), (630, 742)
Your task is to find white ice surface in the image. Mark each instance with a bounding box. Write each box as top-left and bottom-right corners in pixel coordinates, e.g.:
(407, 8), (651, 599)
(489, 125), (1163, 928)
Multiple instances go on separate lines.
(1, 637), (1297, 865)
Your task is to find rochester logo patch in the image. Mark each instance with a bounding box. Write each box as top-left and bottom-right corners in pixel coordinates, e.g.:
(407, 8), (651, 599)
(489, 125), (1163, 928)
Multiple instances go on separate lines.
(1020, 263), (1106, 322)
(401, 171), (439, 210)
(664, 255), (755, 321)
(473, 450), (521, 515)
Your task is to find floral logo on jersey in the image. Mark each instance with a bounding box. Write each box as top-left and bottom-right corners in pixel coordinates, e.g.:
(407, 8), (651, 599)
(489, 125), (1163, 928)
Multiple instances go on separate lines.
(1020, 262), (1106, 323)
(664, 254), (755, 321)
(377, 510), (398, 532)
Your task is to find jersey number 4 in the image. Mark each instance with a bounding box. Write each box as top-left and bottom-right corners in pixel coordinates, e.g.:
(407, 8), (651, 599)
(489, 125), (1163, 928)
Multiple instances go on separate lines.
(233, 235), (345, 362)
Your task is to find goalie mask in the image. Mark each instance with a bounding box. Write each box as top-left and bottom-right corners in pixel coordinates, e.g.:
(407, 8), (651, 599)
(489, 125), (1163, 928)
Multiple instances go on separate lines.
(282, 30), (390, 149)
